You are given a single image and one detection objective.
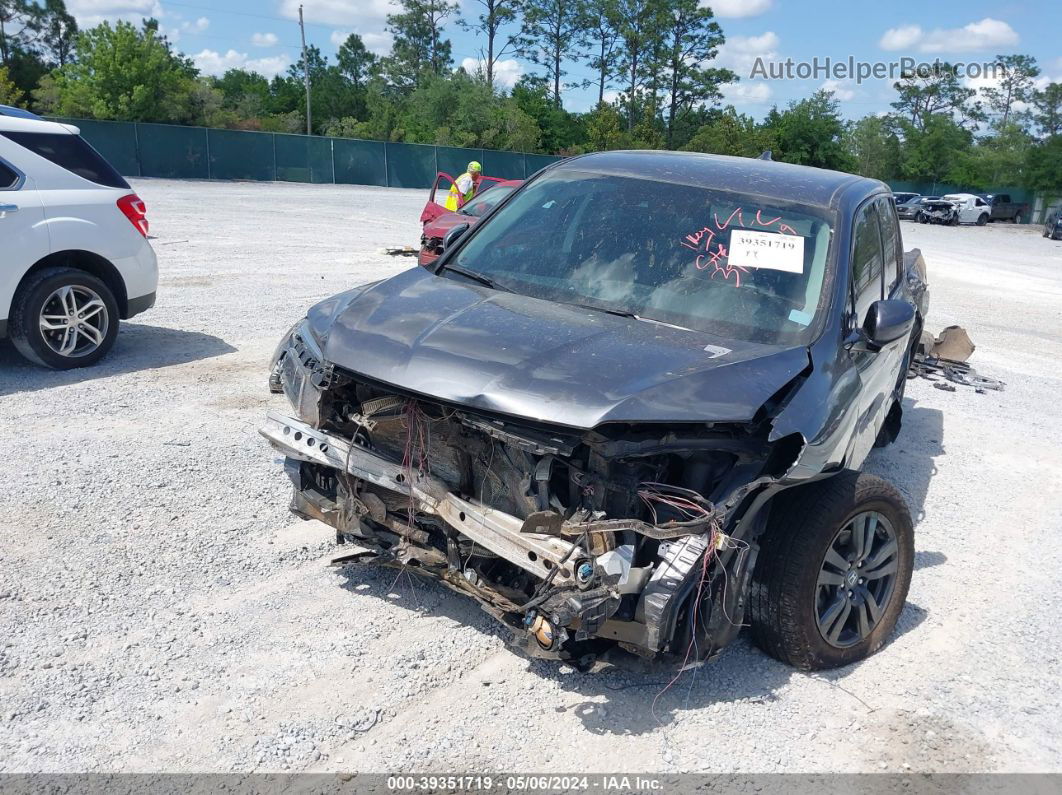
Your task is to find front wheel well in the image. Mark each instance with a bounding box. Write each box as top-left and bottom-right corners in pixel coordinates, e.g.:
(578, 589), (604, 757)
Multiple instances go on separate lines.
(15, 251), (128, 318)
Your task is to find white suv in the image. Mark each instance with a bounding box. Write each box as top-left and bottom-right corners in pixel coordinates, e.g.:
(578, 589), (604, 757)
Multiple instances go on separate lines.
(1, 107), (158, 369)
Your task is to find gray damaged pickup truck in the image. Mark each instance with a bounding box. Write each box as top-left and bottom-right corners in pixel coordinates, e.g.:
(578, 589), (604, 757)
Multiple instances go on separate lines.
(263, 151), (929, 671)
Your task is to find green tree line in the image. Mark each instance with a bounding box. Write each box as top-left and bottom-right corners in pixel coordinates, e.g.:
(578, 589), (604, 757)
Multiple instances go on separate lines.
(1, 0), (1059, 193)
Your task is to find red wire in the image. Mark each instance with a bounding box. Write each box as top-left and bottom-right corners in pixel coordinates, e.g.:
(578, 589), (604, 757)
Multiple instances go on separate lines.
(651, 531), (715, 724)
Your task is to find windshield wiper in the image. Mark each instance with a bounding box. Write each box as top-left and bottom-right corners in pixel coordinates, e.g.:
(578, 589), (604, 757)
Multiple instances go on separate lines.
(570, 302), (693, 330)
(438, 264), (507, 291)
(569, 302), (636, 319)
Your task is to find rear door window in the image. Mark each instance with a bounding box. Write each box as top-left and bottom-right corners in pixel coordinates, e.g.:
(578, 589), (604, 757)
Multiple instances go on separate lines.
(0, 131), (129, 189)
(876, 197), (901, 291)
(850, 201), (884, 322)
(0, 159), (19, 189)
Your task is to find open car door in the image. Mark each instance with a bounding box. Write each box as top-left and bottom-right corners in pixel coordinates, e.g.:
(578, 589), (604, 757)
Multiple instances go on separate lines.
(421, 172), (456, 225)
(420, 172), (507, 226)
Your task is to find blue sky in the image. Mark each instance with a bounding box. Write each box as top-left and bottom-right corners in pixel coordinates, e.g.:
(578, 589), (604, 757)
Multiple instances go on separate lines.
(68, 0), (1062, 119)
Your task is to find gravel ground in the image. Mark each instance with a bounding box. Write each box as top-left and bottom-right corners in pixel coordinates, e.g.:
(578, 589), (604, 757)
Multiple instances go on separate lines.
(1, 179), (1061, 774)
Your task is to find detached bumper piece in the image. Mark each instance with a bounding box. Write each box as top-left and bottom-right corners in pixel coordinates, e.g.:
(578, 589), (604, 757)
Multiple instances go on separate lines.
(259, 411), (738, 665)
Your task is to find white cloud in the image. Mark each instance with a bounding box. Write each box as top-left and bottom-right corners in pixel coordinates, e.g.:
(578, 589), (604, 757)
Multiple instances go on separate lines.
(460, 57), (522, 88)
(158, 23), (181, 42)
(156, 15), (208, 44)
(362, 31), (393, 55)
(821, 78), (856, 101)
(65, 0), (161, 28)
(714, 32), (777, 106)
(922, 18), (1018, 52)
(279, 0), (393, 26)
(707, 0), (772, 18)
(66, 0), (155, 14)
(721, 81), (772, 104)
(330, 29), (392, 55)
(252, 32), (279, 47)
(879, 18), (1019, 53)
(714, 31), (780, 75)
(879, 25), (922, 51)
(192, 49), (291, 79)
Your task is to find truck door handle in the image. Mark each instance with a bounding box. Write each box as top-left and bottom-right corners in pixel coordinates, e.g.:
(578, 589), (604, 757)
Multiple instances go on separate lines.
(0, 203), (19, 216)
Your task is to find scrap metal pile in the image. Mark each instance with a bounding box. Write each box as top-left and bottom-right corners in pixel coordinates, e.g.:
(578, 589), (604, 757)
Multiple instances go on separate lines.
(909, 325), (1005, 393)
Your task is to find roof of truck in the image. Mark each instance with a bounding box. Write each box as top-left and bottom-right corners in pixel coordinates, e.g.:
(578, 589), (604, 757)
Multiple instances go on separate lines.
(550, 150), (887, 211)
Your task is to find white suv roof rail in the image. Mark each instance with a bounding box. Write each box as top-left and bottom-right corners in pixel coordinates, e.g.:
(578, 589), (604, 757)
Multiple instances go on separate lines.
(0, 114), (78, 134)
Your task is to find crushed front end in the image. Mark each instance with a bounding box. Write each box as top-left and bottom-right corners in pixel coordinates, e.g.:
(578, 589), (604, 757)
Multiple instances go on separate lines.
(263, 322), (801, 667)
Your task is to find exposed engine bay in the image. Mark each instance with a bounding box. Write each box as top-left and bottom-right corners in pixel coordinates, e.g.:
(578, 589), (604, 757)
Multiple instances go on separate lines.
(260, 328), (807, 667)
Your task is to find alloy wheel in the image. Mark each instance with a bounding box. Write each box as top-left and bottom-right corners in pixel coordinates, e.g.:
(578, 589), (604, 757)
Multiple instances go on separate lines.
(38, 285), (110, 358)
(815, 511), (899, 649)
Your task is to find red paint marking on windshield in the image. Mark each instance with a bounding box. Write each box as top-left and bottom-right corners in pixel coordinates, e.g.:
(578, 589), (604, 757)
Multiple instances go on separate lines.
(681, 226), (717, 251)
(714, 207), (744, 231)
(680, 206), (799, 287)
(695, 244), (749, 287)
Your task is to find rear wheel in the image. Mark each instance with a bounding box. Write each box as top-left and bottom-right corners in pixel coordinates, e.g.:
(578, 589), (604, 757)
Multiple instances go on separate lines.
(749, 471), (914, 670)
(976, 213), (988, 226)
(10, 267), (119, 369)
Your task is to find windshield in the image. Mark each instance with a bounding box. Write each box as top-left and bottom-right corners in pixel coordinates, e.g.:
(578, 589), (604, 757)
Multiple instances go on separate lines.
(451, 170), (835, 345)
(459, 184), (516, 218)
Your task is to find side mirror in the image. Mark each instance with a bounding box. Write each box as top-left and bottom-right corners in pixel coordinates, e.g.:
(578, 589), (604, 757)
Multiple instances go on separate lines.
(862, 299), (916, 347)
(442, 223), (469, 252)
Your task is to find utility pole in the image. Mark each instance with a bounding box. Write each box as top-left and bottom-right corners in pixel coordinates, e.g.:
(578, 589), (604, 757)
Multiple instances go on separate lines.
(298, 4), (312, 135)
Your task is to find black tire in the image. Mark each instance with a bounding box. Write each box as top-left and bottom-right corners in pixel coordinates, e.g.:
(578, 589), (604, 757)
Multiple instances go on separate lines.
(10, 267), (120, 370)
(976, 213), (988, 226)
(749, 471), (914, 670)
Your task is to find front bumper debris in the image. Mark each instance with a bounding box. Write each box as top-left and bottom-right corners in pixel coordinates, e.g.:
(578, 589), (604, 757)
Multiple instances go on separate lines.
(260, 412), (585, 587)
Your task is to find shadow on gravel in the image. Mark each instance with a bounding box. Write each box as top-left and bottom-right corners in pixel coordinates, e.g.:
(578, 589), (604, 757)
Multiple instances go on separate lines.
(549, 599), (932, 736)
(864, 397), (944, 526)
(335, 560), (934, 737)
(0, 323), (236, 396)
(914, 550), (947, 570)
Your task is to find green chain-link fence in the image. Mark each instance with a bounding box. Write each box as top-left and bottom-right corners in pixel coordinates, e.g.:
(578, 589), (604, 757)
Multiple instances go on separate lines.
(49, 118), (563, 187)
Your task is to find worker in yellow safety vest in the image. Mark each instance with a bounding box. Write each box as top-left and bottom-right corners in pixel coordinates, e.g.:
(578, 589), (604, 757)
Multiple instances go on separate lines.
(443, 161), (482, 211)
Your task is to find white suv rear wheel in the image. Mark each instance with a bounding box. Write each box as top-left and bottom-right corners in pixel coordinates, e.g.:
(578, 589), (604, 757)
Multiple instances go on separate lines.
(10, 266), (119, 369)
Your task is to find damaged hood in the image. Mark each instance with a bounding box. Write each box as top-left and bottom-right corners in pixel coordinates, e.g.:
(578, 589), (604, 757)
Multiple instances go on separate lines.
(308, 268), (809, 430)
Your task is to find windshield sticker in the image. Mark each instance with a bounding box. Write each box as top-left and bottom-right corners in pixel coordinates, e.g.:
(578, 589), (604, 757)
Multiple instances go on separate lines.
(728, 230), (805, 274)
(680, 208), (803, 287)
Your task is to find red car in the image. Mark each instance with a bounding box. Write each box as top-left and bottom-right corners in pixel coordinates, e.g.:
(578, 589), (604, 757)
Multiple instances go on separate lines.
(419, 174), (522, 266)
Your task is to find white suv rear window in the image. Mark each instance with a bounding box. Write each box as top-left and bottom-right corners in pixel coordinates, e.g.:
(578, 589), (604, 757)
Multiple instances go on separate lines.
(0, 131), (129, 189)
